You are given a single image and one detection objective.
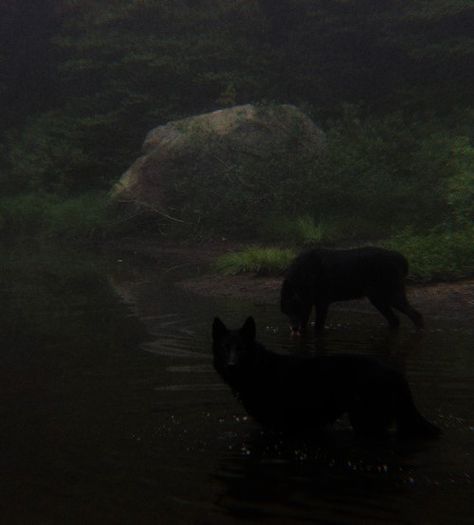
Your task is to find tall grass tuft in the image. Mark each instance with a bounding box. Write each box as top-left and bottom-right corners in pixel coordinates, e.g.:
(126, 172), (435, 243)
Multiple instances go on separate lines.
(215, 246), (296, 276)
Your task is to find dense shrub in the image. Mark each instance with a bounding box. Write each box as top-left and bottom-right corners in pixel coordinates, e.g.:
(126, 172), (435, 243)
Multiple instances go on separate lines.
(384, 227), (474, 281)
(310, 111), (458, 235)
(3, 112), (93, 194)
(445, 136), (474, 225)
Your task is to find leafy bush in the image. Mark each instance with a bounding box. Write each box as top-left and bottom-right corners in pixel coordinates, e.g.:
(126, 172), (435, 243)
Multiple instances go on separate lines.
(2, 109), (137, 195)
(384, 227), (474, 281)
(0, 193), (53, 235)
(3, 112), (93, 194)
(312, 111), (456, 233)
(445, 136), (474, 225)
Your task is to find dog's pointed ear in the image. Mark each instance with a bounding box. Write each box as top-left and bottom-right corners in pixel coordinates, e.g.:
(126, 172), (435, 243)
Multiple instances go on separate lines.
(240, 316), (256, 341)
(212, 317), (227, 340)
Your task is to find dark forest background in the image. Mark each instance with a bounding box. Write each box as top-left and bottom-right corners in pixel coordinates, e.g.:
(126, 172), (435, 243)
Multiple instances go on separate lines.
(1, 1), (474, 277)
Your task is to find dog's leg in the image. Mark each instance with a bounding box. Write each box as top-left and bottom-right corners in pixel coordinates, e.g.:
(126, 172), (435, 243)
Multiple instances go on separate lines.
(369, 296), (400, 328)
(391, 292), (424, 329)
(314, 301), (329, 331)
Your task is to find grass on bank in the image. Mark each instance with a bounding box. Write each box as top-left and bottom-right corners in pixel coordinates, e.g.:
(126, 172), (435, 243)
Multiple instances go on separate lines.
(215, 246), (296, 276)
(0, 192), (114, 240)
(2, 193), (474, 283)
(215, 225), (474, 281)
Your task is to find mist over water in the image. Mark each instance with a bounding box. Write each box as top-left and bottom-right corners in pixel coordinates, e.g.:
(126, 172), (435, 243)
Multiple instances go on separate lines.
(1, 246), (473, 524)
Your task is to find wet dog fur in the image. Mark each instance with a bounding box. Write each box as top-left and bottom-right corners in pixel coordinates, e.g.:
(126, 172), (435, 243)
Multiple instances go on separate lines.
(212, 316), (439, 439)
(281, 247), (424, 333)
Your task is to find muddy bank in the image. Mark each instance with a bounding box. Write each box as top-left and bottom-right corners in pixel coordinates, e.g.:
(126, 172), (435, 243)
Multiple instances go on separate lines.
(180, 272), (474, 321)
(181, 272), (283, 303)
(109, 239), (474, 322)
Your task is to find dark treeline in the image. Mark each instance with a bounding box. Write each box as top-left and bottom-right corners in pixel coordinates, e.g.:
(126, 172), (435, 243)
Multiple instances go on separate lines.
(1, 0), (474, 192)
(0, 1), (474, 274)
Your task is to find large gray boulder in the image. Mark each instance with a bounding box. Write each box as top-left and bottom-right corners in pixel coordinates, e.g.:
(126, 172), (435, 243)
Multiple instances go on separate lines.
(111, 104), (325, 221)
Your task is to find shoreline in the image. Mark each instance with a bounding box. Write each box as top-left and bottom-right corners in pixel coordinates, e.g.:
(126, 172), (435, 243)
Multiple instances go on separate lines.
(109, 238), (474, 322)
(179, 271), (474, 322)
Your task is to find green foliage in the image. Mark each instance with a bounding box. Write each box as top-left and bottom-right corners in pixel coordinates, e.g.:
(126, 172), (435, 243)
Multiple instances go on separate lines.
(217, 226), (474, 280)
(144, 107), (474, 245)
(308, 110), (474, 238)
(1, 0), (474, 261)
(0, 0), (274, 194)
(258, 215), (336, 246)
(215, 246), (295, 276)
(3, 112), (93, 194)
(54, 1), (270, 140)
(384, 227), (474, 281)
(318, 113), (424, 226)
(0, 192), (113, 240)
(0, 193), (53, 235)
(45, 193), (112, 239)
(445, 136), (474, 224)
(2, 104), (142, 196)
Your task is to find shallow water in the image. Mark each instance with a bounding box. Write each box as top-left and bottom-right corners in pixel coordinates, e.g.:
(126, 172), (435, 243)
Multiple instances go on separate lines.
(1, 245), (473, 524)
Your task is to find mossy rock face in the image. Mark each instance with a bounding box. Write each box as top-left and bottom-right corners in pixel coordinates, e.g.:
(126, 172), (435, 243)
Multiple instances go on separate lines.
(111, 104), (325, 215)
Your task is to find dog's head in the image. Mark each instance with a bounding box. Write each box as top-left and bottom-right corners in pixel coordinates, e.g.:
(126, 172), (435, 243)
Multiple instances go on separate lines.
(212, 316), (256, 376)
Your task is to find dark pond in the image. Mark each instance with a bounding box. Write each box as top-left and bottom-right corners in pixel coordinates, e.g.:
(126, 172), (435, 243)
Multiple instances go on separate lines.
(1, 244), (473, 524)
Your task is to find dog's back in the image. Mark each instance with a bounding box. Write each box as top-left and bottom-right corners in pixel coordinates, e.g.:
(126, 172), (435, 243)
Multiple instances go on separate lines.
(286, 247), (408, 298)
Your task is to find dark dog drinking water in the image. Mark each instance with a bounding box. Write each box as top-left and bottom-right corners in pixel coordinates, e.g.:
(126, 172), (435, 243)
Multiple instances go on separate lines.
(281, 247), (424, 333)
(212, 317), (439, 438)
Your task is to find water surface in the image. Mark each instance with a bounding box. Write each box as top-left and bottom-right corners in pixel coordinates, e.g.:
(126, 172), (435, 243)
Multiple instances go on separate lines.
(1, 245), (473, 524)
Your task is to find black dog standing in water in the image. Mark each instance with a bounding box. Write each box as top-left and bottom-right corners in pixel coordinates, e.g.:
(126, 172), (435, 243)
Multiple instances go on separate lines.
(281, 247), (424, 333)
(212, 317), (439, 439)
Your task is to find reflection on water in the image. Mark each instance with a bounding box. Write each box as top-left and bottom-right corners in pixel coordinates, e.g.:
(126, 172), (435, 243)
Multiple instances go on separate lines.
(0, 244), (473, 524)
